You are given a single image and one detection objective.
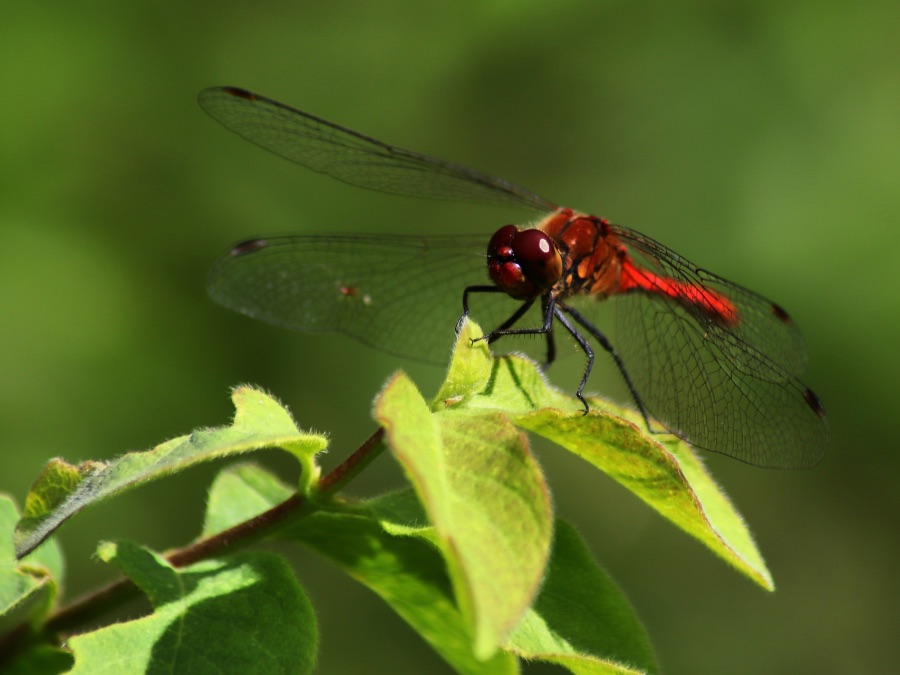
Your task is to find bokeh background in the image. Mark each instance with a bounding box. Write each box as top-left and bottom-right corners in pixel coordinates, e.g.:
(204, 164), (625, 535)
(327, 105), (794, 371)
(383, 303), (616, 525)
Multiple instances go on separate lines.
(3, 2), (898, 672)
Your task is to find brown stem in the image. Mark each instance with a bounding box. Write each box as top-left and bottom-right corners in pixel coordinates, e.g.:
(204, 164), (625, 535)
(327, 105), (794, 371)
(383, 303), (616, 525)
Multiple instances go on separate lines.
(317, 427), (385, 496)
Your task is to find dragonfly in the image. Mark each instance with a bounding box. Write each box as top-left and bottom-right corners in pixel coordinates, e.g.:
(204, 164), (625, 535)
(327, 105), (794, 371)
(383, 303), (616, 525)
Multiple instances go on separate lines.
(198, 86), (828, 469)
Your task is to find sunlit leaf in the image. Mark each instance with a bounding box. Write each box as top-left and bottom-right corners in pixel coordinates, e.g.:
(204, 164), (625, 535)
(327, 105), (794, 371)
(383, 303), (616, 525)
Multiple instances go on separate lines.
(14, 387), (326, 558)
(438, 321), (773, 589)
(375, 368), (553, 658)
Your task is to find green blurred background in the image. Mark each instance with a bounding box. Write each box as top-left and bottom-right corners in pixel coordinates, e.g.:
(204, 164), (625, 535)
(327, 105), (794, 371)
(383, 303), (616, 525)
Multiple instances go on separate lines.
(3, 1), (898, 672)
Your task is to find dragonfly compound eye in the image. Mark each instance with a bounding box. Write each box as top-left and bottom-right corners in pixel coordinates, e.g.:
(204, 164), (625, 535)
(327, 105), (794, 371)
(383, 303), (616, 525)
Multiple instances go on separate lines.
(511, 229), (563, 291)
(487, 226), (562, 300)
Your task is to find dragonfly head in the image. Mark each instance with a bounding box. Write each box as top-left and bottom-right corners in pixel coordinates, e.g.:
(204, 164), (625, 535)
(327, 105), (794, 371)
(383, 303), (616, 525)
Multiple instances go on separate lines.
(487, 225), (563, 300)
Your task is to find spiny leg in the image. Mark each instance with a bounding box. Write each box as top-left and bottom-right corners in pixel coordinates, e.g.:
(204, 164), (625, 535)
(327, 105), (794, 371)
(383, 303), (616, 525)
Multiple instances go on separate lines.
(488, 296), (538, 339)
(477, 294), (556, 343)
(456, 285), (508, 334)
(486, 295), (557, 369)
(458, 285), (561, 372)
(543, 296), (557, 369)
(560, 303), (654, 430)
(550, 306), (594, 414)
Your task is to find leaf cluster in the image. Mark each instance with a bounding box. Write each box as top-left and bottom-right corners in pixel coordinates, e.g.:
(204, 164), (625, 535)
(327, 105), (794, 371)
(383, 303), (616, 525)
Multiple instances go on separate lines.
(1, 322), (772, 673)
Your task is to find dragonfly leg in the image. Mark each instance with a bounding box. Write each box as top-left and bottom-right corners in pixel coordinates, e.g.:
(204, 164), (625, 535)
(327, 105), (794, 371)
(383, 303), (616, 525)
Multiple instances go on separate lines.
(478, 294), (564, 376)
(560, 303), (654, 429)
(485, 297), (537, 343)
(543, 296), (557, 369)
(550, 306), (593, 414)
(456, 285), (508, 334)
(458, 288), (558, 369)
(479, 294), (554, 344)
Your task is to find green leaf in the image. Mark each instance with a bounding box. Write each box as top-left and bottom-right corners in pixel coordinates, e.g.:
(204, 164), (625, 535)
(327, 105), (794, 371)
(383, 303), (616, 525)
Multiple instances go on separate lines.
(14, 387), (327, 558)
(297, 503), (519, 675)
(206, 466), (656, 673)
(436, 318), (579, 414)
(67, 542), (317, 674)
(362, 495), (657, 673)
(206, 466), (517, 673)
(515, 408), (772, 590)
(508, 520), (658, 674)
(1, 644), (73, 675)
(431, 318), (494, 407)
(438, 322), (773, 590)
(375, 369), (554, 659)
(0, 495), (62, 635)
(201, 462), (294, 538)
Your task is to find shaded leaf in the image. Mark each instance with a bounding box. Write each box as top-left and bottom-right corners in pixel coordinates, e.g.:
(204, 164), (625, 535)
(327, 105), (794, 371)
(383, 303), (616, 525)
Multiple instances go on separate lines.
(207, 466), (516, 674)
(0, 496), (62, 635)
(67, 542), (317, 674)
(201, 462), (294, 537)
(204, 465), (656, 673)
(296, 505), (518, 675)
(1, 644), (73, 675)
(508, 520), (658, 674)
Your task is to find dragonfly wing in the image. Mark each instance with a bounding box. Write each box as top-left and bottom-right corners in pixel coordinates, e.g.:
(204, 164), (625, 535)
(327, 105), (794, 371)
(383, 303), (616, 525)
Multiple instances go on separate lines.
(198, 87), (557, 212)
(611, 225), (809, 376)
(596, 225), (827, 468)
(613, 292), (826, 468)
(207, 234), (533, 365)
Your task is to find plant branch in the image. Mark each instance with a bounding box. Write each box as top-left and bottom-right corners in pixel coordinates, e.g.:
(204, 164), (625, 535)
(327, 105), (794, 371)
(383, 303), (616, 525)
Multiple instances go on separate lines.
(317, 426), (385, 497)
(41, 426), (387, 637)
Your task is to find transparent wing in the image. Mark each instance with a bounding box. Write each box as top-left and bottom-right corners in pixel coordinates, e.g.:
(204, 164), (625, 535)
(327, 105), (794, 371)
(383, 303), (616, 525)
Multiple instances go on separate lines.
(198, 87), (557, 211)
(207, 234), (540, 365)
(584, 225), (828, 469)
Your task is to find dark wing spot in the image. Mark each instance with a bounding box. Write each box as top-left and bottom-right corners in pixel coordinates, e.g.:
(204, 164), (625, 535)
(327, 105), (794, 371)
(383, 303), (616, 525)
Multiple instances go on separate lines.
(221, 86), (257, 101)
(229, 238), (268, 257)
(770, 302), (793, 325)
(803, 387), (827, 417)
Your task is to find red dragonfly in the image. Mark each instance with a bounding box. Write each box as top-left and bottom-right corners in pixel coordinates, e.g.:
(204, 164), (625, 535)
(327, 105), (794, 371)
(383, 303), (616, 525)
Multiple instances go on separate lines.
(198, 86), (827, 469)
